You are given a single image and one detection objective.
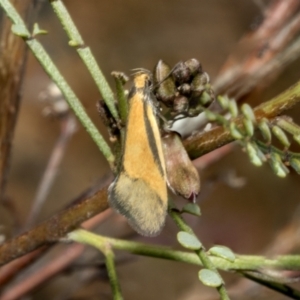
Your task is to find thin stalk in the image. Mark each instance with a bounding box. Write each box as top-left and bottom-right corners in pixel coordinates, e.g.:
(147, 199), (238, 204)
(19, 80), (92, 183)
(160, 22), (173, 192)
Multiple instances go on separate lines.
(68, 229), (300, 300)
(25, 115), (77, 229)
(69, 229), (123, 300)
(0, 0), (115, 167)
(50, 0), (119, 122)
(68, 230), (300, 271)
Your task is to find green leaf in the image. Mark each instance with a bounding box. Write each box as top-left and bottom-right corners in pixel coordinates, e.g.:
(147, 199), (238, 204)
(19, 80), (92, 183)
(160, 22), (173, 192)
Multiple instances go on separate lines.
(229, 122), (243, 140)
(228, 99), (238, 118)
(241, 103), (256, 123)
(205, 110), (217, 121)
(11, 24), (30, 38)
(246, 142), (263, 167)
(182, 203), (201, 217)
(198, 269), (223, 287)
(269, 152), (289, 178)
(177, 231), (202, 250)
(272, 125), (290, 148)
(290, 157), (300, 174)
(208, 245), (236, 262)
(32, 23), (48, 36)
(68, 39), (81, 47)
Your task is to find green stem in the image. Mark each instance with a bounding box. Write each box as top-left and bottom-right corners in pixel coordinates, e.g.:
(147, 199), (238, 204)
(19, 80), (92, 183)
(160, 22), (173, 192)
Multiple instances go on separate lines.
(68, 229), (300, 271)
(50, 0), (119, 122)
(104, 247), (124, 300)
(168, 201), (230, 300)
(69, 229), (123, 300)
(0, 0), (115, 167)
(68, 229), (300, 300)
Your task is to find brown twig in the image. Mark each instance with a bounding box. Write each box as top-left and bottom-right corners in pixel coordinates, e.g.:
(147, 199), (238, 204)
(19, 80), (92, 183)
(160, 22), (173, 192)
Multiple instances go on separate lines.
(0, 210), (112, 300)
(25, 114), (77, 229)
(0, 187), (108, 266)
(214, 0), (300, 96)
(184, 78), (300, 159)
(0, 0), (38, 201)
(0, 178), (111, 288)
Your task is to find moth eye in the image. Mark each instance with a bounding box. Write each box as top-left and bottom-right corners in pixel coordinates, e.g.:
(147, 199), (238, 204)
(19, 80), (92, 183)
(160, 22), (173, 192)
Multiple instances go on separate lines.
(145, 78), (152, 88)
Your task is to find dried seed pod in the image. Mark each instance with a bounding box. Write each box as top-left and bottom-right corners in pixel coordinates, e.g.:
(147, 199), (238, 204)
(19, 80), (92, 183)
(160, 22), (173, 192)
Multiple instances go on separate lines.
(184, 58), (202, 76)
(190, 72), (209, 97)
(177, 83), (191, 96)
(154, 60), (177, 106)
(162, 131), (200, 201)
(172, 95), (189, 114)
(186, 95), (206, 117)
(172, 61), (191, 84)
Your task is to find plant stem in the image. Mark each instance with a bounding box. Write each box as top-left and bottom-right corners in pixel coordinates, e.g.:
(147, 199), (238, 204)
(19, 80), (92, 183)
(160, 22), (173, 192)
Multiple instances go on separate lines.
(68, 229), (300, 299)
(168, 202), (229, 300)
(68, 229), (123, 300)
(50, 0), (119, 122)
(67, 229), (300, 271)
(0, 0), (115, 167)
(185, 79), (300, 159)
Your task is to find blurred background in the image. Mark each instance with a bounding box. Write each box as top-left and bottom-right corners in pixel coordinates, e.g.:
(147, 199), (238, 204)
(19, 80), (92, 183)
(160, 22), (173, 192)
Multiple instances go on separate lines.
(2, 0), (300, 299)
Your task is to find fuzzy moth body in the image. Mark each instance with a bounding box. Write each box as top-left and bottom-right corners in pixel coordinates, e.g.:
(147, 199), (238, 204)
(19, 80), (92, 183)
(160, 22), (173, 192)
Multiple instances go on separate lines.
(108, 71), (168, 236)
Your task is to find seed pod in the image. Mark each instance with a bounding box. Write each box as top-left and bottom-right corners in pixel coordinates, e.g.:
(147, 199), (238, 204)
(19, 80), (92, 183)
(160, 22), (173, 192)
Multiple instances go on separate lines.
(245, 142), (264, 167)
(228, 100), (238, 118)
(184, 58), (202, 76)
(276, 116), (300, 136)
(271, 125), (290, 148)
(172, 61), (191, 84)
(204, 109), (217, 121)
(217, 95), (229, 110)
(269, 152), (289, 178)
(293, 135), (300, 145)
(258, 118), (271, 143)
(229, 122), (244, 140)
(241, 103), (256, 123)
(172, 95), (189, 114)
(243, 118), (254, 137)
(199, 89), (214, 108)
(185, 95), (205, 117)
(162, 131), (200, 201)
(289, 157), (300, 174)
(177, 83), (191, 96)
(154, 60), (177, 106)
(190, 72), (209, 97)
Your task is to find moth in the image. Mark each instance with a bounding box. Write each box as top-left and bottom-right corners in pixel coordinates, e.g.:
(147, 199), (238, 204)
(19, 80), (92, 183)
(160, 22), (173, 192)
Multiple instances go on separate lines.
(108, 69), (168, 236)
